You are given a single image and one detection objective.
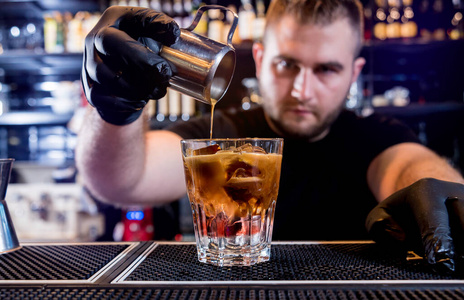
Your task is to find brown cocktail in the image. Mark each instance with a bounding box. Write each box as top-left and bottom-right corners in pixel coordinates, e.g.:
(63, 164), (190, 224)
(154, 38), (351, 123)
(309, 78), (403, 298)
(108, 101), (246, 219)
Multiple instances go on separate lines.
(181, 138), (283, 266)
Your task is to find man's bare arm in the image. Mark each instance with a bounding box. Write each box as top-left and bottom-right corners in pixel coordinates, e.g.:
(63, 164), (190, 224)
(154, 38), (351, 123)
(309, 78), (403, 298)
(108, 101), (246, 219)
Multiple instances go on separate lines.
(367, 142), (464, 202)
(75, 106), (186, 206)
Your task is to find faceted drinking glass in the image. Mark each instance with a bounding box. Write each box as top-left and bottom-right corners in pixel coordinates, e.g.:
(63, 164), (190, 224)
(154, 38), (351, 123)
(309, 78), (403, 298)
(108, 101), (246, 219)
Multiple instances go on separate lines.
(181, 138), (283, 266)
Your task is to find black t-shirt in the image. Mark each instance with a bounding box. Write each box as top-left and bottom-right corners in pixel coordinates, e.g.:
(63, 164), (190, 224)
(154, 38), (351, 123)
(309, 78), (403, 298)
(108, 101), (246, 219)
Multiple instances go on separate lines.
(166, 106), (420, 241)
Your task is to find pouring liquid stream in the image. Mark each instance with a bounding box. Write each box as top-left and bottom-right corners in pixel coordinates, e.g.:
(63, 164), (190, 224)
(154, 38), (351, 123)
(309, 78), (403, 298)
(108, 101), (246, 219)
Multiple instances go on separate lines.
(210, 99), (217, 140)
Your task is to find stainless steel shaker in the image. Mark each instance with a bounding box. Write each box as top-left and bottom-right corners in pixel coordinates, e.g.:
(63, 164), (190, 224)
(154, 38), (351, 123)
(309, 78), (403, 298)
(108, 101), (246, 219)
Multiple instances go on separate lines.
(160, 5), (238, 105)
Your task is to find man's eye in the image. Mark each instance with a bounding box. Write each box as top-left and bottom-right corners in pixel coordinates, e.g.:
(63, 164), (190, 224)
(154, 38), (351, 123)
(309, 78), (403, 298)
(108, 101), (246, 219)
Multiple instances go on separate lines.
(315, 65), (339, 74)
(275, 60), (299, 74)
(277, 60), (294, 69)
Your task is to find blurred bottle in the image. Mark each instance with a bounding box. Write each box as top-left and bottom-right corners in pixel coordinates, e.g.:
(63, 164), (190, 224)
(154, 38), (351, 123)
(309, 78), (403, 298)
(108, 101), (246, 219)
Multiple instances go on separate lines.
(432, 0), (447, 40)
(238, 0), (256, 43)
(182, 0), (193, 27)
(44, 13), (58, 53)
(156, 93), (169, 122)
(55, 12), (65, 52)
(146, 99), (157, 119)
(0, 19), (5, 53)
(139, 0), (150, 7)
(168, 88), (181, 121)
(66, 12), (83, 53)
(162, 0), (173, 16)
(181, 94), (196, 121)
(363, 1), (374, 40)
(150, 0), (162, 11)
(448, 8), (463, 39)
(207, 4), (225, 42)
(401, 0), (418, 38)
(418, 0), (447, 39)
(172, 0), (185, 27)
(386, 0), (402, 39)
(373, 0), (388, 40)
(253, 0), (266, 41)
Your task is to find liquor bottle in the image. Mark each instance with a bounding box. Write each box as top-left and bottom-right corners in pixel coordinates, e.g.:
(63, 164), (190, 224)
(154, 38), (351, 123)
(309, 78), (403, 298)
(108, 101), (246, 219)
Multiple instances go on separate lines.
(66, 12), (84, 53)
(418, 0), (433, 39)
(181, 94), (196, 121)
(168, 88), (181, 122)
(183, 0), (193, 27)
(207, 2), (225, 42)
(146, 99), (157, 119)
(401, 0), (418, 38)
(162, 0), (173, 16)
(363, 1), (374, 41)
(150, 0), (162, 11)
(386, 0), (402, 39)
(172, 0), (185, 27)
(139, 0), (150, 7)
(448, 8), (463, 39)
(55, 12), (65, 53)
(44, 13), (58, 53)
(373, 0), (388, 40)
(253, 0), (266, 41)
(156, 93), (169, 122)
(431, 0), (446, 40)
(238, 0), (256, 43)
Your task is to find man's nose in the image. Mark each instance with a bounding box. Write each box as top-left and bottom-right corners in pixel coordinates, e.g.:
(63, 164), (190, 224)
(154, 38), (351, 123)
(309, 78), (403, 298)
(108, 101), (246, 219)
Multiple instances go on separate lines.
(291, 68), (315, 100)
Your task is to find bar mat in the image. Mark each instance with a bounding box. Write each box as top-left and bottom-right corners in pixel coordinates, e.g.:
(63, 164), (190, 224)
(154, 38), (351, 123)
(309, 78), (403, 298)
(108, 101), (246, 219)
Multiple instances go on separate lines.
(0, 243), (130, 281)
(124, 243), (464, 282)
(1, 286), (464, 300)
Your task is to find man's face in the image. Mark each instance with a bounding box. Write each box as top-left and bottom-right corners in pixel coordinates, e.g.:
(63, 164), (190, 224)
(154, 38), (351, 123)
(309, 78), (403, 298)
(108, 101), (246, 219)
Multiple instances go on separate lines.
(253, 16), (365, 141)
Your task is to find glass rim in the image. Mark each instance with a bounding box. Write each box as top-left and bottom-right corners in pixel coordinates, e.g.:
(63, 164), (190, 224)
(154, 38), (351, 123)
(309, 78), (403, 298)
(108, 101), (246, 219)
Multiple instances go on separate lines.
(0, 158), (14, 162)
(180, 138), (283, 143)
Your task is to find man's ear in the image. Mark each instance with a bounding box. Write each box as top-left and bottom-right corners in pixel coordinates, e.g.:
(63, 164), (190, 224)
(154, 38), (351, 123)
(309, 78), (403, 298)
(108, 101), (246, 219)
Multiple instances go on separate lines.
(252, 42), (264, 79)
(351, 56), (366, 84)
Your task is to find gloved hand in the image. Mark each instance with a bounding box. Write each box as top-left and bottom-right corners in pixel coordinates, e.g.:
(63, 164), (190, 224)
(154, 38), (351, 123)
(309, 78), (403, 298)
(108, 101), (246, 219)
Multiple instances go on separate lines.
(82, 6), (180, 125)
(366, 178), (464, 273)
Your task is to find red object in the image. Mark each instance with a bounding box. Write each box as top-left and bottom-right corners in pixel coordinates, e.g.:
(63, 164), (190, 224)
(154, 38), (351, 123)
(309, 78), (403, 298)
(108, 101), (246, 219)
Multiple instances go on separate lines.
(122, 208), (154, 241)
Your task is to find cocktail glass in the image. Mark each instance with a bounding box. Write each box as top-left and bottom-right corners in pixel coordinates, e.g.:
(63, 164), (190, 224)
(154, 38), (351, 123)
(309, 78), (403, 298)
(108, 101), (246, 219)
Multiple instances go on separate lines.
(181, 138), (283, 266)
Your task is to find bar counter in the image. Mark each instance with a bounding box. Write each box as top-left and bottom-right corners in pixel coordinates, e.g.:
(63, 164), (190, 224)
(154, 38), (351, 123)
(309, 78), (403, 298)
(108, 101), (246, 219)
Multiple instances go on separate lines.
(0, 241), (463, 299)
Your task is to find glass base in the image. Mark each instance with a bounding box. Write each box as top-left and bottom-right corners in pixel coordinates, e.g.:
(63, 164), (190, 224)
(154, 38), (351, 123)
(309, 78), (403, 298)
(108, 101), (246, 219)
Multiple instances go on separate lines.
(197, 245), (271, 266)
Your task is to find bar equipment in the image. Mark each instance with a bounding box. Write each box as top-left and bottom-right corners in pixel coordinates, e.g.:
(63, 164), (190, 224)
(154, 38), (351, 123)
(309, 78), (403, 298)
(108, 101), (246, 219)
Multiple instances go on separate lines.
(160, 5), (238, 105)
(0, 158), (20, 253)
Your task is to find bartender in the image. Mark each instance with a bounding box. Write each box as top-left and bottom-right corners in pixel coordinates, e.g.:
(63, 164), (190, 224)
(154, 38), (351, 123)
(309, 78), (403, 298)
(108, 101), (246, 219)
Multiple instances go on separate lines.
(76, 0), (464, 273)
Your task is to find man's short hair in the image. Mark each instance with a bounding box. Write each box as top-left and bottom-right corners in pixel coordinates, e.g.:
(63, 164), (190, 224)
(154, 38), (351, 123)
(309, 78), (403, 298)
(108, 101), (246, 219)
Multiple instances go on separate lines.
(264, 0), (364, 57)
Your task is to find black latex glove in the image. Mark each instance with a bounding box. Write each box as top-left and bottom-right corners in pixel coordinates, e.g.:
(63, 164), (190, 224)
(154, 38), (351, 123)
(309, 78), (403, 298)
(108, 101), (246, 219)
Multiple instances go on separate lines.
(366, 178), (464, 273)
(82, 6), (180, 125)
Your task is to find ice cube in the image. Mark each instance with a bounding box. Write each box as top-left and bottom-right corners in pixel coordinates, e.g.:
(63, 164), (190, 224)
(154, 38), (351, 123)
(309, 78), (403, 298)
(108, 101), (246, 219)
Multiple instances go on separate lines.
(234, 143), (267, 154)
(192, 144), (221, 155)
(251, 146), (267, 154)
(235, 144), (253, 153)
(226, 176), (262, 186)
(225, 160), (253, 180)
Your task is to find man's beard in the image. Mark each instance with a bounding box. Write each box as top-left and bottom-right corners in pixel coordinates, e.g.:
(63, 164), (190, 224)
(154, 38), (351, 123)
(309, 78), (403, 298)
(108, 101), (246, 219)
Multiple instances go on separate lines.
(265, 104), (345, 142)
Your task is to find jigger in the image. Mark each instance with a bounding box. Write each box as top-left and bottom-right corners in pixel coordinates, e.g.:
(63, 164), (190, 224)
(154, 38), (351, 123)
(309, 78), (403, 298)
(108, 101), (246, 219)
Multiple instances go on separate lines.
(0, 158), (20, 254)
(160, 5), (238, 105)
